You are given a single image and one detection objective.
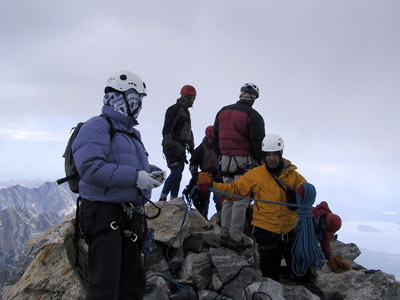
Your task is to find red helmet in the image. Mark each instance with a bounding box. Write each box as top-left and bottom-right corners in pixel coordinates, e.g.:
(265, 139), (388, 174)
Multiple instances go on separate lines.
(205, 125), (214, 138)
(180, 85), (197, 96)
(326, 213), (342, 232)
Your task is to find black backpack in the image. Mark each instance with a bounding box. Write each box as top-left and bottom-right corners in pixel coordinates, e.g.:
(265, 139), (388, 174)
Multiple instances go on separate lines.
(56, 114), (114, 192)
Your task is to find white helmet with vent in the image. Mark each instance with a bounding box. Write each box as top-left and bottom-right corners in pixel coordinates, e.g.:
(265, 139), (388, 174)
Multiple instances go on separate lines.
(105, 70), (147, 95)
(262, 134), (284, 152)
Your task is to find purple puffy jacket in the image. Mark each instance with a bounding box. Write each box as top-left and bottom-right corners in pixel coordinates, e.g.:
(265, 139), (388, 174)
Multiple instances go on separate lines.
(72, 105), (161, 205)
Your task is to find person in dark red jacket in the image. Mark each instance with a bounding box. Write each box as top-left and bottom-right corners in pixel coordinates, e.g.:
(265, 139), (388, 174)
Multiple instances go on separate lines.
(212, 83), (265, 250)
(312, 201), (342, 260)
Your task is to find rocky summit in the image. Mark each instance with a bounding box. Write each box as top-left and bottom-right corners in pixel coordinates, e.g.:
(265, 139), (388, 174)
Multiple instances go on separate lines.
(2, 198), (400, 300)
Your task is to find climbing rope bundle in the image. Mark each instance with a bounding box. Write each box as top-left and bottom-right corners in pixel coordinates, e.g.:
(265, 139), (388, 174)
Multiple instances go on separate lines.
(291, 183), (325, 276)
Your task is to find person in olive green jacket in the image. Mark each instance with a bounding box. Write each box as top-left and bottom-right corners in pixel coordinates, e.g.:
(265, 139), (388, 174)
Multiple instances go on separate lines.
(200, 133), (307, 282)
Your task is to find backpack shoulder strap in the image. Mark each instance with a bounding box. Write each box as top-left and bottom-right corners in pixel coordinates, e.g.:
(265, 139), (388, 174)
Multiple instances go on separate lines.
(99, 114), (149, 156)
(268, 170), (290, 191)
(100, 114), (116, 138)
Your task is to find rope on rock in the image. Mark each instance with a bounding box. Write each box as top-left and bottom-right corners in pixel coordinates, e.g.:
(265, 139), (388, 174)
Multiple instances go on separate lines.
(161, 187), (196, 296)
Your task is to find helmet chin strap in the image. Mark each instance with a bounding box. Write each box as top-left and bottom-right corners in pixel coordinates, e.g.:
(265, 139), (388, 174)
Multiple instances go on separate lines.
(249, 93), (257, 105)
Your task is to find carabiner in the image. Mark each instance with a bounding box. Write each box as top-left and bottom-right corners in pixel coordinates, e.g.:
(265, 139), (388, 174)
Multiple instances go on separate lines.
(130, 234), (138, 243)
(110, 221), (119, 230)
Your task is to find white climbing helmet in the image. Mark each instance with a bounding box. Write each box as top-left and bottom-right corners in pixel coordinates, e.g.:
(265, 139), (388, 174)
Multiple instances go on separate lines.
(105, 70), (147, 95)
(240, 82), (259, 99)
(262, 134), (284, 152)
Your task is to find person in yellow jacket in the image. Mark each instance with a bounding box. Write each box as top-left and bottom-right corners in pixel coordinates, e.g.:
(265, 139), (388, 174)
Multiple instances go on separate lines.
(198, 133), (307, 282)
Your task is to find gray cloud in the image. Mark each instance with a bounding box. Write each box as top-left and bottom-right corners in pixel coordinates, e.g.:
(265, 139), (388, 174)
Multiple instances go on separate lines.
(0, 1), (399, 224)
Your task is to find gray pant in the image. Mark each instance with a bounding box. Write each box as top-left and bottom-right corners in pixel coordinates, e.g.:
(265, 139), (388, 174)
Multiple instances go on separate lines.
(220, 155), (256, 243)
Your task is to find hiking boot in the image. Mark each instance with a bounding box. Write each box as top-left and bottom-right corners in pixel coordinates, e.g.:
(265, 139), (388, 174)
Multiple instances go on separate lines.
(227, 237), (245, 251)
(242, 235), (254, 249)
(300, 283), (326, 300)
(159, 193), (167, 202)
(220, 234), (230, 248)
(227, 237), (253, 252)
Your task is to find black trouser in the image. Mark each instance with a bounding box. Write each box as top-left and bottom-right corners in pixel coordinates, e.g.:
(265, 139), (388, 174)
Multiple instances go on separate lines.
(80, 200), (146, 300)
(254, 227), (296, 282)
(254, 227), (314, 283)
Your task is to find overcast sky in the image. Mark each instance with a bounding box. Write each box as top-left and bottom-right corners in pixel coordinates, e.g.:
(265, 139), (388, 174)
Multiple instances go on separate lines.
(1, 1), (399, 253)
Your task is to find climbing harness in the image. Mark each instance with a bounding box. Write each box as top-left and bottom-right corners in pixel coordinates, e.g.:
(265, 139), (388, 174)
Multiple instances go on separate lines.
(65, 192), (161, 290)
(220, 155), (255, 178)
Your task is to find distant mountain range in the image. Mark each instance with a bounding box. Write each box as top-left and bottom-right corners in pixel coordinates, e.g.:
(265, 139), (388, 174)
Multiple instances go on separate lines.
(0, 179), (50, 189)
(0, 181), (75, 216)
(0, 207), (61, 269)
(0, 181), (76, 290)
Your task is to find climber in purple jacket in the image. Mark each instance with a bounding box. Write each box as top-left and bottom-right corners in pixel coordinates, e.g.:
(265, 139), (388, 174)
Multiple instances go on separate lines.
(72, 70), (165, 300)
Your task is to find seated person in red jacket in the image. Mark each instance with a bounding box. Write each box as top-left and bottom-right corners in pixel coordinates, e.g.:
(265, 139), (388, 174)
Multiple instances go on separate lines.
(312, 201), (342, 260)
(187, 125), (222, 219)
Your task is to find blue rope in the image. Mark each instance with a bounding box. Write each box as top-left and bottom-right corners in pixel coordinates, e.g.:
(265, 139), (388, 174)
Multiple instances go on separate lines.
(291, 183), (325, 276)
(205, 183), (325, 277)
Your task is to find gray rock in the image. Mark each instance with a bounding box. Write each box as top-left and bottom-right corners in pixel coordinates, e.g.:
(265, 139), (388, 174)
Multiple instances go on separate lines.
(144, 273), (170, 300)
(242, 279), (320, 300)
(198, 289), (222, 300)
(222, 266), (262, 300)
(146, 197), (191, 248)
(179, 252), (212, 290)
(209, 272), (224, 292)
(331, 240), (361, 261)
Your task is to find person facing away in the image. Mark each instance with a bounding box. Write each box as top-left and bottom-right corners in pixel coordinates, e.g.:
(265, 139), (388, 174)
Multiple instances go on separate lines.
(204, 134), (311, 282)
(72, 70), (165, 300)
(159, 85), (196, 201)
(188, 125), (222, 219)
(212, 82), (265, 249)
(312, 201), (342, 260)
